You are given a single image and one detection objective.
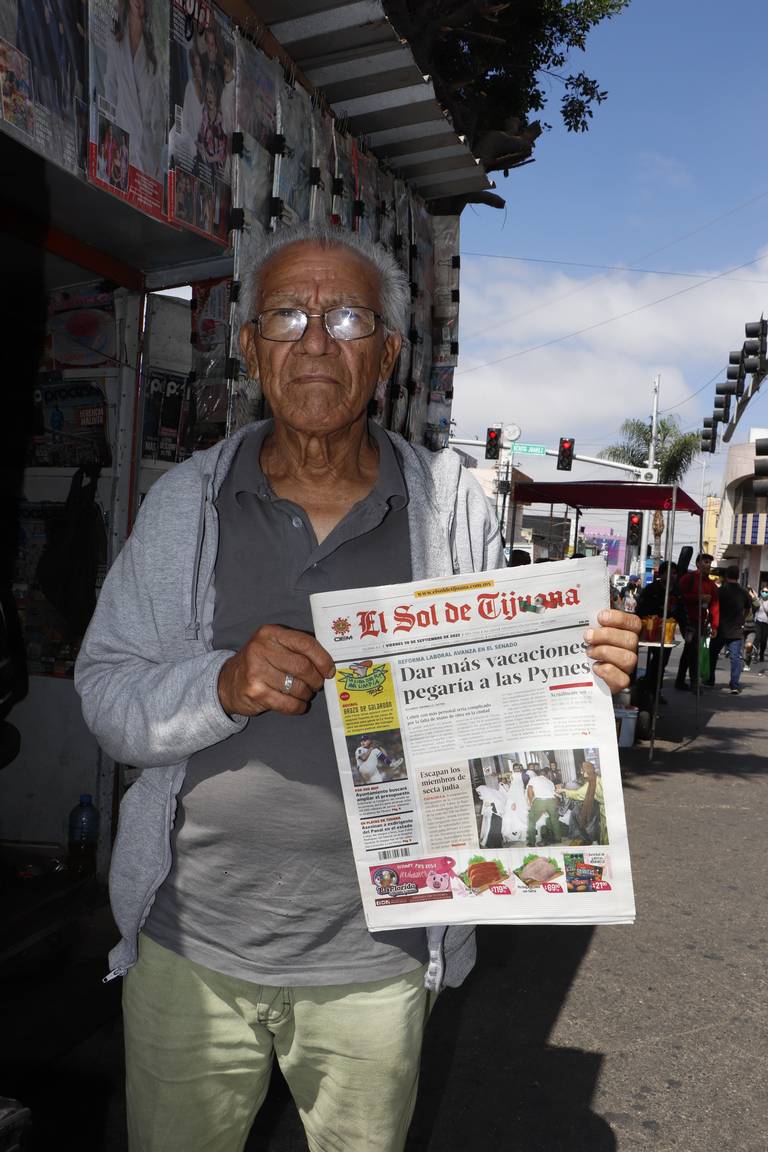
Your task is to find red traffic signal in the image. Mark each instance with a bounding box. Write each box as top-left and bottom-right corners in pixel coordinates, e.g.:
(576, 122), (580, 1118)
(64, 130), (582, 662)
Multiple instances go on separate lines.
(485, 426), (501, 459)
(557, 437), (574, 471)
(626, 511), (643, 548)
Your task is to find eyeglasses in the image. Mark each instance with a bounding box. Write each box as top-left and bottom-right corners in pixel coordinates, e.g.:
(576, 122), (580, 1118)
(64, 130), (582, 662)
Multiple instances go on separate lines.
(254, 306), (383, 343)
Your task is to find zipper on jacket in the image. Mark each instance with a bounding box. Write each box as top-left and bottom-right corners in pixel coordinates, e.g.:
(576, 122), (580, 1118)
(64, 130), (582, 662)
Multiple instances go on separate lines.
(185, 472), (212, 639)
(103, 966), (127, 984)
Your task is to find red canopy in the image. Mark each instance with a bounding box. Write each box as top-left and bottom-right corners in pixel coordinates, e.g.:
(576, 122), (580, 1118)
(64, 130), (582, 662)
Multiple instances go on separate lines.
(512, 480), (703, 516)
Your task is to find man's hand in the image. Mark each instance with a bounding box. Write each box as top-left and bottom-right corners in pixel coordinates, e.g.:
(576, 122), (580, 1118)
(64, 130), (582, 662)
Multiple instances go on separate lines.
(584, 609), (641, 694)
(218, 624), (336, 718)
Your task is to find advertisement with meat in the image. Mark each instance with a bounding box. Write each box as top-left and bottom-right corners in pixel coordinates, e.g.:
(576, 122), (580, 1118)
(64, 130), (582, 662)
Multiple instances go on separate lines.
(311, 556), (635, 930)
(0, 0), (88, 174)
(167, 0), (233, 243)
(87, 0), (169, 219)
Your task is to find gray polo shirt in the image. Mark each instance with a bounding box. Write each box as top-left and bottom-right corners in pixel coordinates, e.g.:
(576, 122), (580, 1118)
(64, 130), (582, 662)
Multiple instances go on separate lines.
(144, 421), (429, 984)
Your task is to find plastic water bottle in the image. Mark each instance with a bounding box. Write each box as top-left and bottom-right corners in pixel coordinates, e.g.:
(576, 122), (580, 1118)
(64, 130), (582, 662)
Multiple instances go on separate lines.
(67, 793), (99, 875)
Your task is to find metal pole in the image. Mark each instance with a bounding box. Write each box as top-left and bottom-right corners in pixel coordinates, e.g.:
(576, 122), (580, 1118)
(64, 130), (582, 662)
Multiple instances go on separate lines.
(639, 374), (660, 578)
(499, 455), (510, 539)
(649, 485), (677, 760)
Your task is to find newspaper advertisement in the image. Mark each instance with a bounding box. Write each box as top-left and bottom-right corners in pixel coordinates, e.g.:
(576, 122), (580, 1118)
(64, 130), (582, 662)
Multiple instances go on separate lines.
(310, 557), (635, 931)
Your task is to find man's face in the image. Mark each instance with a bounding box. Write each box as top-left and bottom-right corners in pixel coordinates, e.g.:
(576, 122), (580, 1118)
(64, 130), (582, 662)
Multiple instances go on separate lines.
(698, 557), (712, 576)
(241, 243), (401, 437)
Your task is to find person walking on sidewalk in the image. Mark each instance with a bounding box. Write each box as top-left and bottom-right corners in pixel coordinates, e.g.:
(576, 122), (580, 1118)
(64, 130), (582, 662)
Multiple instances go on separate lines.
(706, 567), (752, 694)
(675, 553), (719, 693)
(753, 585), (768, 665)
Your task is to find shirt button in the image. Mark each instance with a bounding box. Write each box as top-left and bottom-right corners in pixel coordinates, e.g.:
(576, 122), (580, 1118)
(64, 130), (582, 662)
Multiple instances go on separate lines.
(291, 516), (303, 528)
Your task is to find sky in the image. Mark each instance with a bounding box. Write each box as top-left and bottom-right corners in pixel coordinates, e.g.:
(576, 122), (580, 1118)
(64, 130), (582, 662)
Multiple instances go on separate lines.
(452, 0), (768, 547)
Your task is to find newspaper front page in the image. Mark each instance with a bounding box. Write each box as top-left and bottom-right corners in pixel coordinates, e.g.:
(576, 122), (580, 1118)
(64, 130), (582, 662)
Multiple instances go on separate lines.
(310, 557), (635, 930)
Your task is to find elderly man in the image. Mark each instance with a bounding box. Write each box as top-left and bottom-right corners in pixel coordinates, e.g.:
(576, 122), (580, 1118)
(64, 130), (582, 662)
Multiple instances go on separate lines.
(75, 222), (639, 1152)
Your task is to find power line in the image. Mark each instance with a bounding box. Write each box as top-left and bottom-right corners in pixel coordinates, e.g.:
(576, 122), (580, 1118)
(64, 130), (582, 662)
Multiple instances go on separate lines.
(461, 188), (768, 344)
(463, 251), (768, 284)
(455, 253), (768, 377)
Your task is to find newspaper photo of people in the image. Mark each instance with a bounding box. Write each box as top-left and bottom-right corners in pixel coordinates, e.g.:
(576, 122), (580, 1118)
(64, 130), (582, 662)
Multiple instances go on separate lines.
(168, 0), (233, 242)
(471, 747), (608, 850)
(346, 729), (407, 787)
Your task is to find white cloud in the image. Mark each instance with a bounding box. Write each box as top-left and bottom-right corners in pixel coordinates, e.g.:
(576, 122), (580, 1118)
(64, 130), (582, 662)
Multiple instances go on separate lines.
(450, 250), (768, 543)
(453, 252), (768, 456)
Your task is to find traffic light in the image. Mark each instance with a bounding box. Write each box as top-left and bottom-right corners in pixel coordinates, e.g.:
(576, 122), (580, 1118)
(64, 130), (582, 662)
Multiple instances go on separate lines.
(626, 511), (643, 548)
(485, 426), (501, 460)
(557, 436), (575, 471)
(754, 438), (768, 497)
(743, 319), (768, 375)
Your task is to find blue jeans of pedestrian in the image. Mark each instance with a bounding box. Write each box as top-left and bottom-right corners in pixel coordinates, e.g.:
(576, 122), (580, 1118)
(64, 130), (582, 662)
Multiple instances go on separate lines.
(708, 636), (743, 688)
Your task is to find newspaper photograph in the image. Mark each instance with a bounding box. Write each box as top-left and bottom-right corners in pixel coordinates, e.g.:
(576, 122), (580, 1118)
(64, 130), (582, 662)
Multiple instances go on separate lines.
(310, 557), (635, 931)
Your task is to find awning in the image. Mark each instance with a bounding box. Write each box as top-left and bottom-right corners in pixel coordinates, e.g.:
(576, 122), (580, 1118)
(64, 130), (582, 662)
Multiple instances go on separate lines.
(512, 481), (703, 516)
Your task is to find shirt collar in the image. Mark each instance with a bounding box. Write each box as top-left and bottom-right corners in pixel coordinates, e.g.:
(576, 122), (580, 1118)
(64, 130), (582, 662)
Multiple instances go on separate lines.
(230, 419), (408, 510)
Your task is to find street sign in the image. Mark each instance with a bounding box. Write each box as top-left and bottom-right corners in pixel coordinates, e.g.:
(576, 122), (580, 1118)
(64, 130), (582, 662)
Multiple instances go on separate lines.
(511, 443), (547, 455)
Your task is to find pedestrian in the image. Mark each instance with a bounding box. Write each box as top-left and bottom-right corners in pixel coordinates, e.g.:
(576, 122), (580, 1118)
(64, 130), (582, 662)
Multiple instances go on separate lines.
(753, 584), (768, 664)
(622, 576), (640, 613)
(634, 561), (688, 704)
(705, 567), (752, 693)
(674, 552), (719, 693)
(526, 765), (562, 847)
(74, 222), (640, 1152)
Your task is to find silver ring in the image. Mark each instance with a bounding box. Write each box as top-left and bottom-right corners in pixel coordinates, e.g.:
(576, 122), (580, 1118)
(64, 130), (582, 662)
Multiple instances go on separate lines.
(282, 673), (295, 695)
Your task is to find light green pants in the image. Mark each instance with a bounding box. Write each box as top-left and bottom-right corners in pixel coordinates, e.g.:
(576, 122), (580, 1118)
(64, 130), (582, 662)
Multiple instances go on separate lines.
(123, 935), (430, 1152)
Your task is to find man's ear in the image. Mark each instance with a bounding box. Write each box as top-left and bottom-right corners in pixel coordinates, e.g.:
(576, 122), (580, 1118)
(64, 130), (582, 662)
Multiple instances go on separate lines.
(379, 330), (403, 383)
(239, 322), (260, 380)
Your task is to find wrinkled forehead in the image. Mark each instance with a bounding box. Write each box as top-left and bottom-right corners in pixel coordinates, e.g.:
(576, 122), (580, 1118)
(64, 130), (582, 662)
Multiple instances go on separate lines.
(257, 242), (382, 308)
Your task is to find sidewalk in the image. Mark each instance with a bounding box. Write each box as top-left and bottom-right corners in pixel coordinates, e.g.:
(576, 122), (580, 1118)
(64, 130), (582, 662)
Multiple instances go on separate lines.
(3, 660), (766, 1151)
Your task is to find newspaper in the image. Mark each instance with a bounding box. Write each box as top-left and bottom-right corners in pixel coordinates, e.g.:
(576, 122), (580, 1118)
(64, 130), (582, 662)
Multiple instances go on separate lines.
(310, 557), (635, 930)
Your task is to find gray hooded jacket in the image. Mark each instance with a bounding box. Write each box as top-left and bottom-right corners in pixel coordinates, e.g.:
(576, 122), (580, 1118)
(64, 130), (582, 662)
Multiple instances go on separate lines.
(74, 423), (503, 989)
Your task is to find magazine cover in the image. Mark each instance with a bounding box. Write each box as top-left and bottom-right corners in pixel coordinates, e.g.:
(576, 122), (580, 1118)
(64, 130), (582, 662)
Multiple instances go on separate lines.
(309, 100), (334, 224)
(352, 142), (380, 244)
(189, 276), (230, 449)
(0, 0), (88, 174)
(332, 126), (355, 230)
(28, 373), (112, 468)
(88, 0), (169, 219)
(234, 30), (277, 233)
(272, 74), (312, 228)
(311, 557), (636, 930)
(168, 0), (233, 243)
(141, 367), (190, 461)
(41, 286), (116, 371)
(432, 213), (459, 365)
(424, 365), (453, 450)
(387, 336), (411, 437)
(377, 166), (396, 252)
(393, 177), (410, 273)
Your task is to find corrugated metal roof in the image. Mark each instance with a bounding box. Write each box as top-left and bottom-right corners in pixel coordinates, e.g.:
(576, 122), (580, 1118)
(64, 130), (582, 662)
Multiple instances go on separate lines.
(261, 0), (492, 201)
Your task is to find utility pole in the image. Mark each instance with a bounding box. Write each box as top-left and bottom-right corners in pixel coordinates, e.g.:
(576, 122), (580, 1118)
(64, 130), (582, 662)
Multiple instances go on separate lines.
(638, 374), (660, 576)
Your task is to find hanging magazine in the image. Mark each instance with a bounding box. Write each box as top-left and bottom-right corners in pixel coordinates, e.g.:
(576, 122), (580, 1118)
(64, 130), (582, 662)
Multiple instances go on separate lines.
(310, 557), (636, 931)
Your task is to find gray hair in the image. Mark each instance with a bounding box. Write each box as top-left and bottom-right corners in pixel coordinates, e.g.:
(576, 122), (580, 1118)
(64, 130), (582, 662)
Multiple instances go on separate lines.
(240, 222), (410, 335)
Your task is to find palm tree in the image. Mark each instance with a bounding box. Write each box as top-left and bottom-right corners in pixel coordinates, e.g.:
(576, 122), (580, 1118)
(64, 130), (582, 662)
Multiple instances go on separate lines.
(599, 416), (699, 484)
(600, 416), (700, 560)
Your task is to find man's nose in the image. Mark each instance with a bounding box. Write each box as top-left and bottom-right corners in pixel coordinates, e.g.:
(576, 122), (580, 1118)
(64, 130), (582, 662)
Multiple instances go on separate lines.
(296, 313), (335, 354)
